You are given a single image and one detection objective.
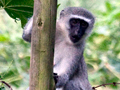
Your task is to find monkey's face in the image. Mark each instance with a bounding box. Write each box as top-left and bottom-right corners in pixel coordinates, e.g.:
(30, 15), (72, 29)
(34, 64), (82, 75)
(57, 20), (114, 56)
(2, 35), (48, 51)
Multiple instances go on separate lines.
(69, 18), (88, 43)
(58, 7), (95, 45)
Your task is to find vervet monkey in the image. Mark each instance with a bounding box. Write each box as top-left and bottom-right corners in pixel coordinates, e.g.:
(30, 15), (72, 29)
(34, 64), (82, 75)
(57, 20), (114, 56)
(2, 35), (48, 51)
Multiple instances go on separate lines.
(23, 7), (95, 90)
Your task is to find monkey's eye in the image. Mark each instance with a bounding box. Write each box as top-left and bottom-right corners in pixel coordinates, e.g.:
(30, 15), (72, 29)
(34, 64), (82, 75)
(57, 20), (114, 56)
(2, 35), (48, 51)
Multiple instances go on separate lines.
(70, 19), (79, 26)
(81, 21), (88, 28)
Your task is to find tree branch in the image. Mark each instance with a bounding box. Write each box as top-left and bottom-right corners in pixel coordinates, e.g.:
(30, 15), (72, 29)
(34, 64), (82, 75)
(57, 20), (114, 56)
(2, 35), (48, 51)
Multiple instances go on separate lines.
(0, 80), (13, 90)
(92, 82), (120, 90)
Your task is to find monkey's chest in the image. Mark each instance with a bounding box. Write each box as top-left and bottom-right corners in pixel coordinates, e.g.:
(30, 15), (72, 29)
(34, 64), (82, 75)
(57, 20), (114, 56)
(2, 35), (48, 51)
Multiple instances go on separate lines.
(53, 44), (70, 66)
(53, 44), (76, 74)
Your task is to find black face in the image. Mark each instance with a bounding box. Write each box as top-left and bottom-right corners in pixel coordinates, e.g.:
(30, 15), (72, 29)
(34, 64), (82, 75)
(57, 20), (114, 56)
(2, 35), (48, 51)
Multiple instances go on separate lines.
(69, 18), (89, 43)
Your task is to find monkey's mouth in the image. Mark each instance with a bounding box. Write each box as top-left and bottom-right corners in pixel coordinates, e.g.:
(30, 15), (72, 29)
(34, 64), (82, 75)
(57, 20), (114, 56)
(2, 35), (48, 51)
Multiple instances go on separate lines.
(70, 35), (81, 43)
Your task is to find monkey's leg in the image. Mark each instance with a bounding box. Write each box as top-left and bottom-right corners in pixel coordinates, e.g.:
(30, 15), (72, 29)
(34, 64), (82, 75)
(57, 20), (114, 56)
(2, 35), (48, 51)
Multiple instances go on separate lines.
(63, 80), (83, 90)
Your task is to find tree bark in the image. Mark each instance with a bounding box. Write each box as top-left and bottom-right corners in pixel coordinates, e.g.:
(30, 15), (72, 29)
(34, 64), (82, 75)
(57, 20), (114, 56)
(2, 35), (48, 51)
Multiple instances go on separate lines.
(29, 0), (57, 90)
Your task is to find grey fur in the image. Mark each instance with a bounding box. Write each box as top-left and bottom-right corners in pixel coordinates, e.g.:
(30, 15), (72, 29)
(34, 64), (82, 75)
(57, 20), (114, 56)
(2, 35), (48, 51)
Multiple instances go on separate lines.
(22, 7), (95, 90)
(22, 17), (33, 42)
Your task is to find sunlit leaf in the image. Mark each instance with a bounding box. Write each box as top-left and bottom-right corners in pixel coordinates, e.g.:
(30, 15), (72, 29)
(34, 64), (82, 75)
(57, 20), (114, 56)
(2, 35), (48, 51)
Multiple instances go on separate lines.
(0, 34), (9, 42)
(105, 1), (112, 12)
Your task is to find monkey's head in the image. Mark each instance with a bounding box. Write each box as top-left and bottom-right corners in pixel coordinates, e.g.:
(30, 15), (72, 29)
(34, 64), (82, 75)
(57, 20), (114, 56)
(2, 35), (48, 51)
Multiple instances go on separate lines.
(58, 7), (95, 45)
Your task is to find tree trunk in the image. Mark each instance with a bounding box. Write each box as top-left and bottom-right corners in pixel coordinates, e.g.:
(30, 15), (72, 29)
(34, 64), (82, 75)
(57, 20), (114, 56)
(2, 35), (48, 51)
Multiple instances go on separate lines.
(29, 0), (57, 90)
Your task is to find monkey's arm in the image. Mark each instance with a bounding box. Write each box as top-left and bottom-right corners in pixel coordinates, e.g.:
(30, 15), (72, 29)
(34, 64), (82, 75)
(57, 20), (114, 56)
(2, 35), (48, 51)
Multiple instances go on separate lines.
(22, 16), (33, 42)
(55, 55), (81, 88)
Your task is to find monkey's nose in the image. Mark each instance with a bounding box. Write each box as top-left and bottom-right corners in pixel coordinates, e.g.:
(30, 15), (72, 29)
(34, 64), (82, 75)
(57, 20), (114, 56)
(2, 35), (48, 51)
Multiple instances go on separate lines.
(70, 35), (80, 43)
(72, 35), (79, 39)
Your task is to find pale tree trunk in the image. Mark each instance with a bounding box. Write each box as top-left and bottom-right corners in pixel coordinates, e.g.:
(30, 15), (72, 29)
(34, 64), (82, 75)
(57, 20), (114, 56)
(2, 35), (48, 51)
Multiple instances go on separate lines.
(29, 0), (57, 90)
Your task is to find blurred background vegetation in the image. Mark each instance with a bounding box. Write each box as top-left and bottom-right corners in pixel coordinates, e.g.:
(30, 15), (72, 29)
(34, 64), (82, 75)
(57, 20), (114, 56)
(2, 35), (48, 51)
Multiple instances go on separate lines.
(0, 0), (120, 90)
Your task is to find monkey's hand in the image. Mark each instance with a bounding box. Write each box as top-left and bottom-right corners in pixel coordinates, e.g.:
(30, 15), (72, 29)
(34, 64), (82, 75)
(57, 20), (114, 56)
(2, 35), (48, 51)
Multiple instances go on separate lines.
(53, 73), (58, 84)
(55, 74), (69, 88)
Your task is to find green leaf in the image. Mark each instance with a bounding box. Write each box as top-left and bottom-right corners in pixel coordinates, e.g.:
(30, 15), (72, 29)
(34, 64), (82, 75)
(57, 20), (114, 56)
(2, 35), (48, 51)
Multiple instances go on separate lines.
(0, 0), (33, 27)
(0, 87), (5, 90)
(107, 9), (120, 24)
(105, 1), (112, 12)
(57, 4), (61, 9)
(0, 34), (10, 42)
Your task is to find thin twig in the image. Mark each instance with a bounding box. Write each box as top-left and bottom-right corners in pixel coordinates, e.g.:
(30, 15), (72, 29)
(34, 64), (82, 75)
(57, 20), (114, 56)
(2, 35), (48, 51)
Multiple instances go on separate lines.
(92, 82), (120, 90)
(0, 80), (13, 90)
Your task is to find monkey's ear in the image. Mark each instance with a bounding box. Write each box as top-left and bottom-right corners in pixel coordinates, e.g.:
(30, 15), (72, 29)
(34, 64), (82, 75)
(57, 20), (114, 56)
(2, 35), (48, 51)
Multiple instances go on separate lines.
(60, 10), (65, 19)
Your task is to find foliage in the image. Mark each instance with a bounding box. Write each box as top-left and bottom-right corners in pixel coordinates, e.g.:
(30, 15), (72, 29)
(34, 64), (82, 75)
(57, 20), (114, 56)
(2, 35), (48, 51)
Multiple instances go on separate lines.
(0, 0), (33, 27)
(0, 0), (120, 90)
(0, 10), (30, 90)
(0, 0), (33, 89)
(86, 1), (120, 89)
